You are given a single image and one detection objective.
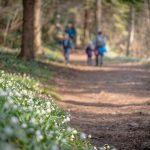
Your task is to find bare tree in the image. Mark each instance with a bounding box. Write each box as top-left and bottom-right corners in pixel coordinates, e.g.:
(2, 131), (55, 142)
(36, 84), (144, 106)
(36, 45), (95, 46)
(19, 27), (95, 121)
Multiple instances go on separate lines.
(126, 5), (135, 56)
(18, 0), (34, 59)
(146, 0), (150, 32)
(34, 0), (42, 54)
(83, 8), (89, 47)
(95, 0), (102, 32)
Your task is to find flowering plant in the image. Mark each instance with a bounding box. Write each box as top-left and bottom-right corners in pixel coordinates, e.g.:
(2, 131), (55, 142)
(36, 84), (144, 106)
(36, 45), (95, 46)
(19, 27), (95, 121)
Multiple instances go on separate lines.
(0, 71), (94, 150)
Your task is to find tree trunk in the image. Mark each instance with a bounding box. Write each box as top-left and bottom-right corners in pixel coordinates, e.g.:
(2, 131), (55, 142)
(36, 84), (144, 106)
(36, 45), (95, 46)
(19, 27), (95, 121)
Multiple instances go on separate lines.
(83, 9), (89, 47)
(126, 6), (135, 56)
(18, 0), (34, 60)
(3, 17), (11, 44)
(34, 0), (42, 54)
(147, 0), (150, 17)
(147, 0), (150, 32)
(95, 0), (102, 33)
(1, 0), (10, 7)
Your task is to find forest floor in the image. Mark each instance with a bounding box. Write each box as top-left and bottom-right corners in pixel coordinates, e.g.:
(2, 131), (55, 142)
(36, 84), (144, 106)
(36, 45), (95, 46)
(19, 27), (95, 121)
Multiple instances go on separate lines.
(52, 53), (150, 150)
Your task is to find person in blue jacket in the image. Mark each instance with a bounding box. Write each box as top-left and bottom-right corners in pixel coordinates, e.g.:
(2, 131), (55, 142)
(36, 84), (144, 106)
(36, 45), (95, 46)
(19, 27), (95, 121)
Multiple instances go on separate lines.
(94, 31), (107, 66)
(65, 23), (77, 47)
(61, 34), (73, 64)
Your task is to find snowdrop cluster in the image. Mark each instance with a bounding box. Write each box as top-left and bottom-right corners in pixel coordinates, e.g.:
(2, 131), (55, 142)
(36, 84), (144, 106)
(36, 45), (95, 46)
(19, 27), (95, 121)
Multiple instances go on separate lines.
(0, 71), (95, 150)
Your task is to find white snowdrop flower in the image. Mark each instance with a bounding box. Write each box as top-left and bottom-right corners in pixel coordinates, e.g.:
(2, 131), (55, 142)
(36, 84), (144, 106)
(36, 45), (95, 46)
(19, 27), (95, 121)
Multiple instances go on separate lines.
(29, 106), (33, 112)
(0, 89), (7, 96)
(11, 116), (18, 124)
(111, 148), (118, 150)
(36, 130), (44, 141)
(13, 104), (18, 110)
(47, 108), (51, 113)
(37, 109), (40, 114)
(36, 132), (43, 142)
(80, 132), (86, 139)
(65, 116), (70, 122)
(15, 91), (21, 97)
(7, 97), (13, 104)
(4, 126), (13, 136)
(36, 130), (42, 136)
(73, 130), (77, 134)
(61, 139), (66, 144)
(29, 100), (34, 106)
(1, 70), (4, 74)
(21, 123), (27, 129)
(46, 101), (51, 106)
(71, 134), (75, 139)
(4, 102), (9, 109)
(67, 127), (72, 132)
(88, 134), (92, 138)
(30, 117), (37, 124)
(41, 109), (45, 115)
(51, 107), (55, 111)
(51, 145), (59, 150)
(39, 118), (43, 123)
(94, 146), (98, 150)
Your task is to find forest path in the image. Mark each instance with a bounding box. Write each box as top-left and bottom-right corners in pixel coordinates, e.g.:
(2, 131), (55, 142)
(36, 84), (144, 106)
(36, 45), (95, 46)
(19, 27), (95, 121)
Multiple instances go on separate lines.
(55, 53), (150, 150)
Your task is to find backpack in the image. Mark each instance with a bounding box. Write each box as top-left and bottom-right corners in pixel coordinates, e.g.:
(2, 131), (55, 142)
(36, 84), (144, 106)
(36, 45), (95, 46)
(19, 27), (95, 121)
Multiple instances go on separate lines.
(96, 35), (105, 48)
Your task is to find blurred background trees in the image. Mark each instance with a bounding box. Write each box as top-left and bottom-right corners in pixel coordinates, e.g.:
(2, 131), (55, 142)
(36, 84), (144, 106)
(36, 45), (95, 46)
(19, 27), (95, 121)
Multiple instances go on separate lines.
(0, 0), (149, 59)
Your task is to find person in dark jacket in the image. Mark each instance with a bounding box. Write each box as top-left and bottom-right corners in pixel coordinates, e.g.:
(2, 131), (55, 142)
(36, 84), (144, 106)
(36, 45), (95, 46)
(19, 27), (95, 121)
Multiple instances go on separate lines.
(85, 41), (93, 66)
(61, 34), (73, 64)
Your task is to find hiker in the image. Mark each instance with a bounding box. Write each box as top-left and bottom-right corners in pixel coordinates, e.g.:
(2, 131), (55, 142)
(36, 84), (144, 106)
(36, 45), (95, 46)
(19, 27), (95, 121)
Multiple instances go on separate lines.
(94, 31), (107, 66)
(61, 34), (73, 64)
(65, 23), (77, 47)
(85, 41), (93, 66)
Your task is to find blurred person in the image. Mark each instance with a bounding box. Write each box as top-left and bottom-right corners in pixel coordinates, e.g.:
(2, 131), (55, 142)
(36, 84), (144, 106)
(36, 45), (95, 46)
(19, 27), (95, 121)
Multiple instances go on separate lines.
(65, 23), (77, 48)
(94, 30), (107, 66)
(85, 41), (93, 66)
(61, 34), (73, 64)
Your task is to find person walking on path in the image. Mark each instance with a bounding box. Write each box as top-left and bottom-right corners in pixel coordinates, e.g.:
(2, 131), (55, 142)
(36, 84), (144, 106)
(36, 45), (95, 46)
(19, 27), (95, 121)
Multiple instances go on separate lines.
(94, 31), (107, 66)
(61, 34), (73, 64)
(65, 23), (77, 48)
(85, 41), (93, 66)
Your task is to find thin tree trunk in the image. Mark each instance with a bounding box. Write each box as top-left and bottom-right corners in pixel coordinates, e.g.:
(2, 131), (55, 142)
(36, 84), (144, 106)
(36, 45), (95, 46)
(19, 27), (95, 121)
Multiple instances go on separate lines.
(95, 0), (102, 33)
(3, 17), (11, 44)
(147, 0), (150, 32)
(83, 9), (89, 47)
(126, 6), (135, 56)
(18, 0), (34, 60)
(147, 0), (150, 17)
(3, 8), (18, 44)
(1, 0), (10, 7)
(34, 0), (42, 54)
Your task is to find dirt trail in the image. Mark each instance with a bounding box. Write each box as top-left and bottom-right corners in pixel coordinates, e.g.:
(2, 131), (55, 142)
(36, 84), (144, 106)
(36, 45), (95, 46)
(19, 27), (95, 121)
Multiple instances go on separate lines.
(55, 53), (150, 150)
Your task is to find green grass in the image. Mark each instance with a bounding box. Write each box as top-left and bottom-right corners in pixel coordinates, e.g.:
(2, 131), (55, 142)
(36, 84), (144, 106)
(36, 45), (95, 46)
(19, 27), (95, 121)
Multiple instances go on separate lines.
(0, 47), (63, 100)
(38, 46), (64, 63)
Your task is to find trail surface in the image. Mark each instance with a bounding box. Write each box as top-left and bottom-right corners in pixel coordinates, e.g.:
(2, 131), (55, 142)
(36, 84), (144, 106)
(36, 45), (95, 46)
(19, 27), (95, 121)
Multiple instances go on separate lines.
(54, 53), (150, 150)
